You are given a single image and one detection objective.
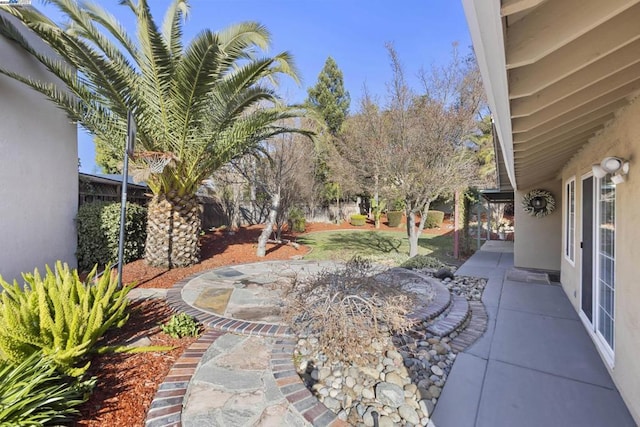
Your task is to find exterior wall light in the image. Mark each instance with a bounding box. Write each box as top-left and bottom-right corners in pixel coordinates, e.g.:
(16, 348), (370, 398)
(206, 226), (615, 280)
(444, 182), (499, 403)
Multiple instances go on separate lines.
(592, 156), (630, 184)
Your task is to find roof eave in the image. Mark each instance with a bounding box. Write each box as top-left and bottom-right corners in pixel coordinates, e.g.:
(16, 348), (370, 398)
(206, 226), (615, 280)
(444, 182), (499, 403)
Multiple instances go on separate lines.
(462, 0), (518, 190)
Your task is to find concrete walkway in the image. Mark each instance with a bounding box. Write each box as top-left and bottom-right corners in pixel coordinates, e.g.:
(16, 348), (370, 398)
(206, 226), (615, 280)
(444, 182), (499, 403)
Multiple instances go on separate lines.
(431, 242), (636, 427)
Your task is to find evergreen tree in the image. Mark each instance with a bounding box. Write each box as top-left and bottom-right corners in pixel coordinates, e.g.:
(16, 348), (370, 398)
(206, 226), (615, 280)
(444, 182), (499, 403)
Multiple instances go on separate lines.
(307, 57), (350, 135)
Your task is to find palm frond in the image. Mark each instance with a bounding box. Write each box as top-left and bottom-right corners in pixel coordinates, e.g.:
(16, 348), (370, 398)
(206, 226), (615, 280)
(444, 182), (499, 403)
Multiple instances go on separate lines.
(162, 0), (188, 60)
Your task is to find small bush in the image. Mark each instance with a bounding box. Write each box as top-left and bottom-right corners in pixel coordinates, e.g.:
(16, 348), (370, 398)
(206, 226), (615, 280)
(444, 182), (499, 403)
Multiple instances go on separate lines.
(0, 262), (131, 377)
(0, 352), (94, 426)
(161, 313), (200, 338)
(425, 210), (445, 228)
(387, 211), (403, 227)
(400, 255), (445, 270)
(76, 201), (147, 272)
(287, 207), (306, 233)
(350, 214), (367, 226)
(392, 198), (406, 211)
(283, 257), (415, 362)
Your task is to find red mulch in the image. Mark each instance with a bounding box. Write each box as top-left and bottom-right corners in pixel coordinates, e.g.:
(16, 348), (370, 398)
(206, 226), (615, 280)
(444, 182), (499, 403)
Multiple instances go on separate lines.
(75, 218), (453, 426)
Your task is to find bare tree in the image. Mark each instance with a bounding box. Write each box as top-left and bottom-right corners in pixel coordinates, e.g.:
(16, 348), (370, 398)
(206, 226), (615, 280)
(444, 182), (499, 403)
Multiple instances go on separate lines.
(230, 128), (315, 257)
(341, 85), (391, 226)
(342, 44), (485, 257)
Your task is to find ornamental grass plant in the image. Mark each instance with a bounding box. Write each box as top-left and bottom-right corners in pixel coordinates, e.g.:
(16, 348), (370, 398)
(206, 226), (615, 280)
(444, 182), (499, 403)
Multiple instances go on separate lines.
(0, 352), (94, 426)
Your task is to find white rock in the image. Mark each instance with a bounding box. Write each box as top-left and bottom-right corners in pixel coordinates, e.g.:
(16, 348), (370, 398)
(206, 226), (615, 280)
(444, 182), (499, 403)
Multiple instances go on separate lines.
(385, 372), (405, 387)
(375, 382), (405, 408)
(399, 404), (421, 424)
(431, 365), (443, 376)
(362, 387), (375, 399)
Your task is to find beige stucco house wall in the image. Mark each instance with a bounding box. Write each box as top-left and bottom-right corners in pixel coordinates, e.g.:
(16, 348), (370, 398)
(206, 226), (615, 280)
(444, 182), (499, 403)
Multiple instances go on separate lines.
(462, 0), (640, 422)
(514, 178), (562, 272)
(0, 11), (78, 283)
(560, 95), (640, 421)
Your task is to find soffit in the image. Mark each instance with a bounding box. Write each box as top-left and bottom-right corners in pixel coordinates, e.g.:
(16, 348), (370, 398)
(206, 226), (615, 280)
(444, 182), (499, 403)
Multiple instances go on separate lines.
(502, 0), (640, 189)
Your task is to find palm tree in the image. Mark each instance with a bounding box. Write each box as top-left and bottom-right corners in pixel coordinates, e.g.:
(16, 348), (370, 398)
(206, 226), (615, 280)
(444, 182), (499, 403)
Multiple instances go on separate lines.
(0, 0), (306, 268)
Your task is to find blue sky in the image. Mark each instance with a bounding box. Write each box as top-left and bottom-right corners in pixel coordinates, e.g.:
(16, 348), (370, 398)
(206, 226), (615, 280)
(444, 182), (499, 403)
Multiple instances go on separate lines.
(38, 0), (471, 173)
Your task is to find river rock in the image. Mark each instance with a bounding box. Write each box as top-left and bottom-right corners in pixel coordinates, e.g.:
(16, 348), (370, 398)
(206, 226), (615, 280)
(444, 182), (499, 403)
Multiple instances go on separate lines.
(375, 382), (405, 408)
(385, 372), (405, 387)
(399, 404), (421, 424)
(360, 366), (380, 379)
(323, 397), (341, 411)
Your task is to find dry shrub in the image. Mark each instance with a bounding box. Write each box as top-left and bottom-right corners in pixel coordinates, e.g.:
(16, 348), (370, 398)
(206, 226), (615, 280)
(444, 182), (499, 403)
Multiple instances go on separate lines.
(283, 257), (416, 362)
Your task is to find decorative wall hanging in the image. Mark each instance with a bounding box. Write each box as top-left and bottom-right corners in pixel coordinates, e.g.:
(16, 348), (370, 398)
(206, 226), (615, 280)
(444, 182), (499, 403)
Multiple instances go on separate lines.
(522, 189), (555, 217)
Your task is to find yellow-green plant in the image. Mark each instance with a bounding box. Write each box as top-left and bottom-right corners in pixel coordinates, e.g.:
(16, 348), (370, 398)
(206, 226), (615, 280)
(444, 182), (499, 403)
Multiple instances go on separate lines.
(0, 262), (132, 377)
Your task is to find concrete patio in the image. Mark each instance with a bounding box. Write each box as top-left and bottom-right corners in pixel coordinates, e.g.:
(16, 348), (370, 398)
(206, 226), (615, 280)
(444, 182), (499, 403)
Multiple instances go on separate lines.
(431, 242), (636, 427)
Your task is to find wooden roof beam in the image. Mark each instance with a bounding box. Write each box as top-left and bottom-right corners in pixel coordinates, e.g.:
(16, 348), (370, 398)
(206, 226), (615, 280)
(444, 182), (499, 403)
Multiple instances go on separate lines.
(512, 80), (640, 132)
(511, 41), (640, 118)
(508, 2), (640, 98)
(506, 0), (638, 69)
(516, 141), (587, 164)
(513, 106), (620, 144)
(514, 130), (595, 156)
(501, 0), (547, 17)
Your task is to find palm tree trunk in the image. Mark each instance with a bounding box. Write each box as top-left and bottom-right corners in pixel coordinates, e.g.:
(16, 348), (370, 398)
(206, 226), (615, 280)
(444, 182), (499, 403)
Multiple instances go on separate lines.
(144, 192), (201, 268)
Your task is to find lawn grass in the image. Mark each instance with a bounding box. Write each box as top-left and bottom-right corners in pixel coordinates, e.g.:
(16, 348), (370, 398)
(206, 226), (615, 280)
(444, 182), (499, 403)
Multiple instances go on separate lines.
(298, 230), (456, 266)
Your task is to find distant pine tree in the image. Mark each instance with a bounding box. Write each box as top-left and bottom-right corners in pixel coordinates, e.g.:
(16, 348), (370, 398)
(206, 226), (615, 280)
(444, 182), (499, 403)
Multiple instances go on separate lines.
(307, 57), (350, 135)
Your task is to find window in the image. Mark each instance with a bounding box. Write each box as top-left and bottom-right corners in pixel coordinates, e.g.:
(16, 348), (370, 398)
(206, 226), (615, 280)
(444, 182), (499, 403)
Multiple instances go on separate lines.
(596, 174), (615, 353)
(565, 178), (575, 263)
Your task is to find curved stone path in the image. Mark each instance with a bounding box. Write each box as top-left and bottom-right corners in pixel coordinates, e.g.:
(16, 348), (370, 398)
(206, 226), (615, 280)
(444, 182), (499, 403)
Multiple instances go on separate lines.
(143, 261), (488, 427)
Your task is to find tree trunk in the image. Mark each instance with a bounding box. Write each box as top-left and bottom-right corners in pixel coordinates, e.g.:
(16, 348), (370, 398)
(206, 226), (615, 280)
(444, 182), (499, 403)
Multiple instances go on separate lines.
(407, 202), (431, 257)
(374, 175), (380, 229)
(257, 191), (280, 257)
(144, 192), (201, 268)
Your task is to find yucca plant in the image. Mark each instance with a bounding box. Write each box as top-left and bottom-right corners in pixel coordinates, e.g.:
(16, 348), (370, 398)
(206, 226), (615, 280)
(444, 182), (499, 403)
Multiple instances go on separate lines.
(0, 262), (131, 377)
(0, 352), (94, 426)
(0, 0), (309, 268)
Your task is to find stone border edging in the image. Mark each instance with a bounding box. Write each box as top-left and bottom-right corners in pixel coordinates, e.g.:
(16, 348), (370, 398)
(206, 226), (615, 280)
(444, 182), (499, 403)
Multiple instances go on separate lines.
(165, 271), (293, 338)
(145, 329), (225, 427)
(450, 300), (488, 352)
(271, 339), (349, 427)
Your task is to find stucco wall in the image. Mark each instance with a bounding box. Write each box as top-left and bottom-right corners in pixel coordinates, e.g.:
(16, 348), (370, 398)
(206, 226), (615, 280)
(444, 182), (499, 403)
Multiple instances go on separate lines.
(514, 178), (562, 271)
(560, 95), (640, 423)
(0, 13), (78, 283)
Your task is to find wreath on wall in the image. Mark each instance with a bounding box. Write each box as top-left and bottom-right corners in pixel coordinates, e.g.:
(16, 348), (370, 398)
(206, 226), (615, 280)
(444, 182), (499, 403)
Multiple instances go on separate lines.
(522, 189), (556, 217)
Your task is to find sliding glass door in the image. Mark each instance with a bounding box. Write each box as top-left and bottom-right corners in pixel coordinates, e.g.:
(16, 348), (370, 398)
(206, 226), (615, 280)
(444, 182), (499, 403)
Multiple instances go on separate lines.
(596, 174), (615, 357)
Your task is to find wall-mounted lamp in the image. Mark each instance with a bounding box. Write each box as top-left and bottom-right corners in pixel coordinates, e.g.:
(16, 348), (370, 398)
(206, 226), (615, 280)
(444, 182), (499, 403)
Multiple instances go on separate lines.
(591, 156), (630, 183)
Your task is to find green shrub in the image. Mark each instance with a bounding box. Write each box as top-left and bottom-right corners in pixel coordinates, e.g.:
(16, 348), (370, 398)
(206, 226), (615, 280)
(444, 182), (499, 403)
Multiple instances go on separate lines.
(425, 210), (445, 228)
(387, 211), (403, 227)
(0, 262), (132, 377)
(76, 201), (147, 272)
(287, 207), (306, 233)
(0, 352), (94, 426)
(400, 255), (446, 270)
(350, 214), (367, 226)
(161, 313), (200, 338)
(392, 198), (406, 211)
